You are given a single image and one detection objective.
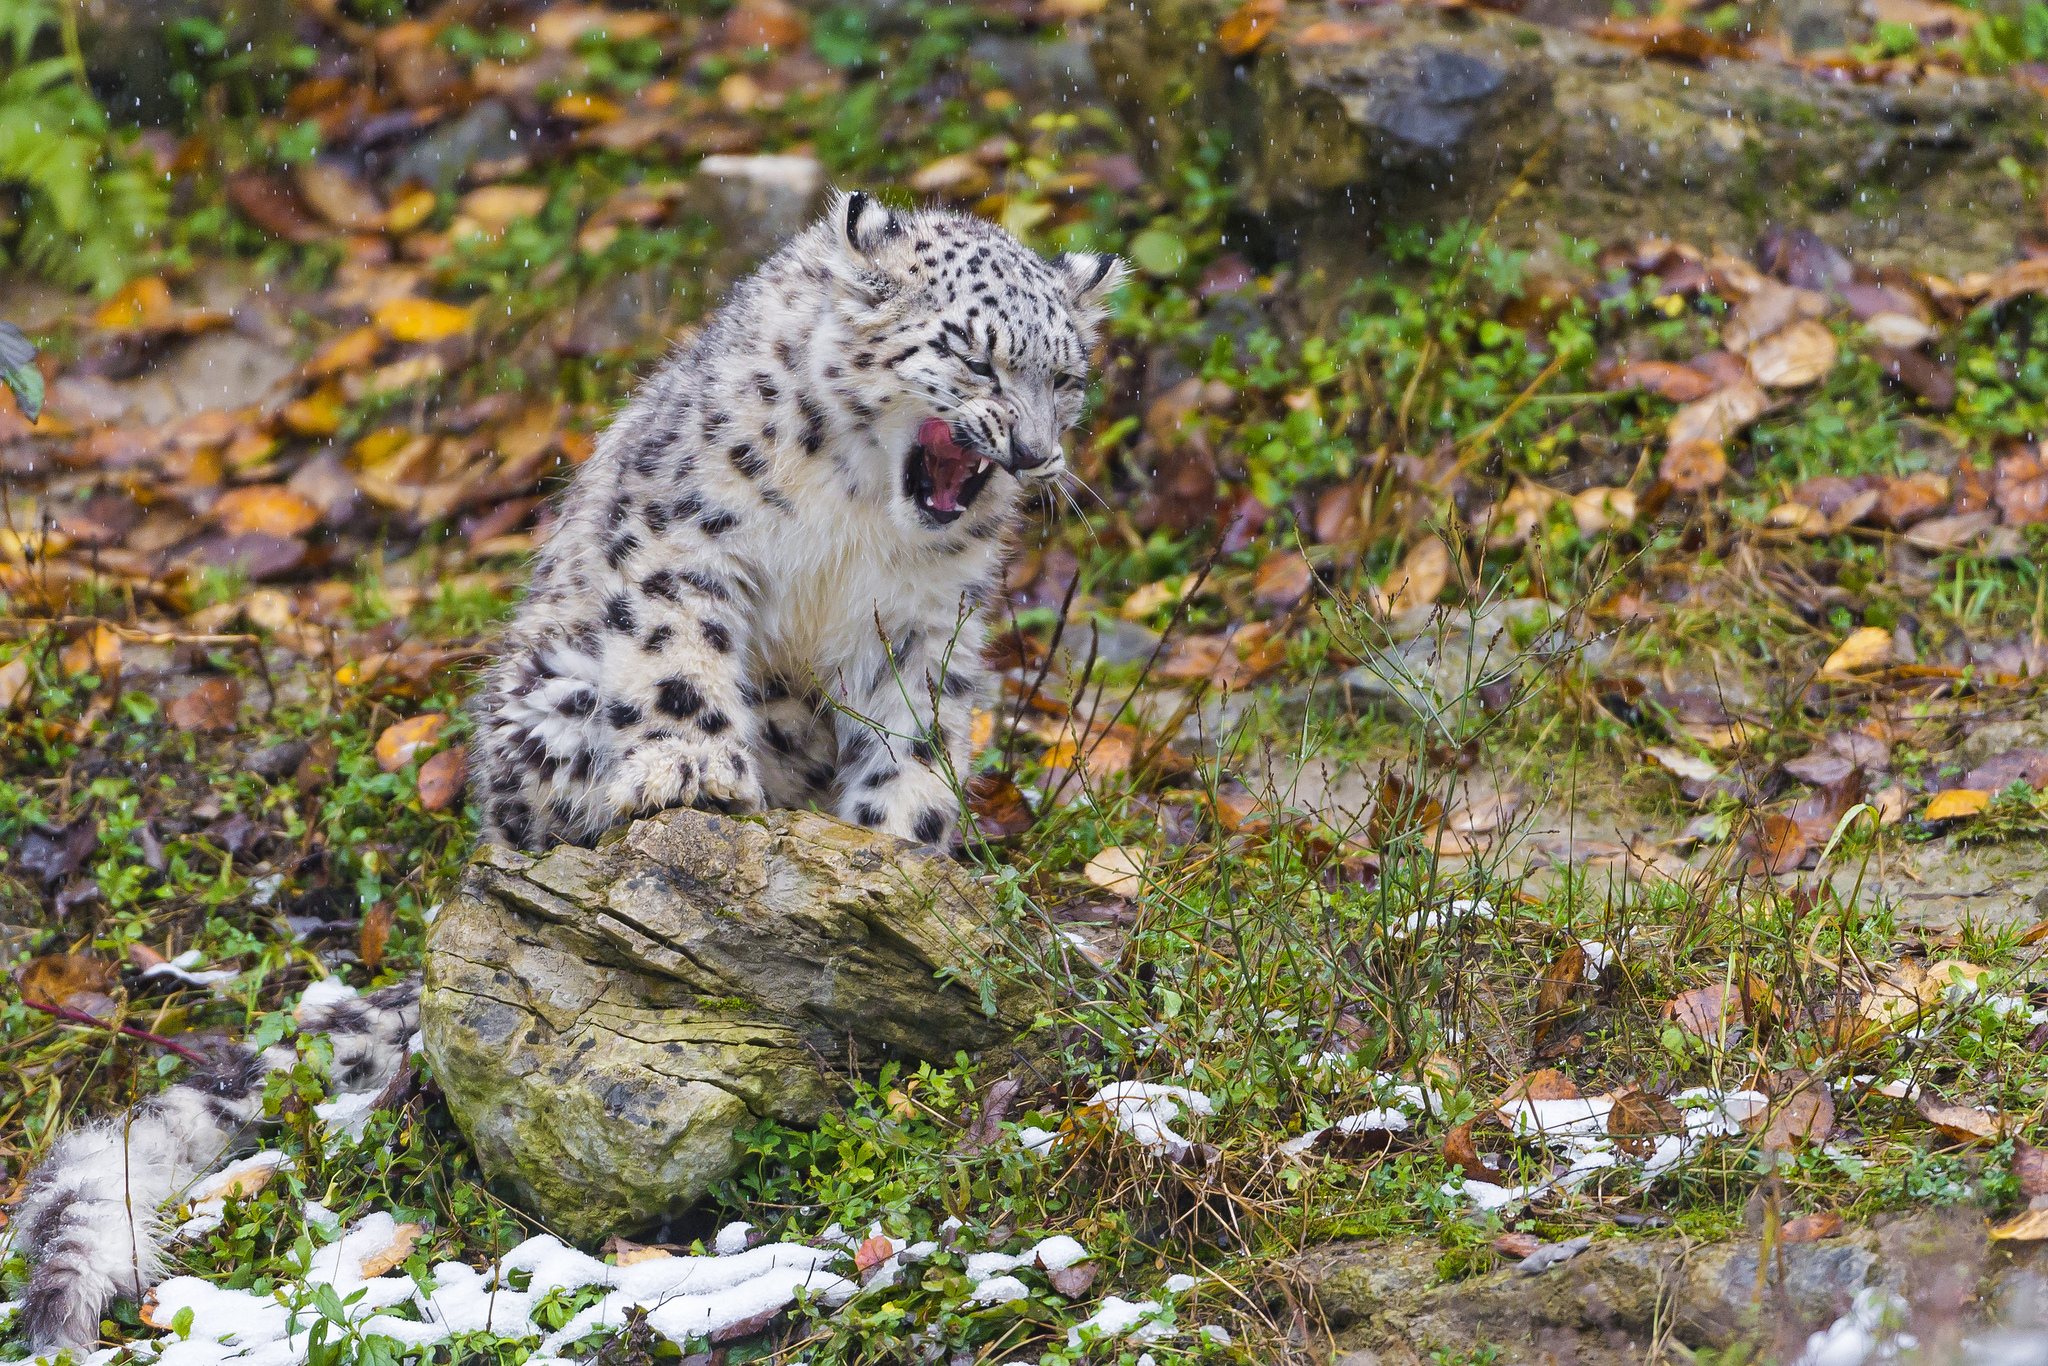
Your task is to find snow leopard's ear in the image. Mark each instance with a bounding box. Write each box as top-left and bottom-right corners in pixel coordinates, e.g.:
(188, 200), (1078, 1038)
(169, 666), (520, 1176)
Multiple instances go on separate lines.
(1056, 252), (1128, 318)
(836, 190), (901, 260)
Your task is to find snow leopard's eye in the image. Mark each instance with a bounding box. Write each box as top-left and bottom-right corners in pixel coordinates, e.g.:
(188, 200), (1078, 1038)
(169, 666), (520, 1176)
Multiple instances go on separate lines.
(1053, 372), (1084, 392)
(964, 358), (996, 380)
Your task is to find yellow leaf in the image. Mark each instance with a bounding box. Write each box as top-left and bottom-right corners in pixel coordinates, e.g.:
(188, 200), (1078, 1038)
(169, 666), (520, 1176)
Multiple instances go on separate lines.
(385, 188), (438, 234)
(458, 185), (549, 231)
(352, 427), (417, 468)
(553, 92), (624, 122)
(304, 326), (384, 377)
(1381, 535), (1450, 615)
(1992, 1208), (2048, 1241)
(282, 387), (346, 436)
(970, 708), (995, 753)
(1924, 789), (1989, 821)
(375, 713), (448, 772)
(60, 626), (121, 677)
(373, 297), (476, 343)
(1820, 626), (1892, 676)
(1084, 845), (1148, 898)
(94, 277), (175, 330)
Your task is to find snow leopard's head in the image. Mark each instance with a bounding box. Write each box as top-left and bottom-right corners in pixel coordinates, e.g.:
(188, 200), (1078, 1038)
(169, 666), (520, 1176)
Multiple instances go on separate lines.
(825, 192), (1127, 529)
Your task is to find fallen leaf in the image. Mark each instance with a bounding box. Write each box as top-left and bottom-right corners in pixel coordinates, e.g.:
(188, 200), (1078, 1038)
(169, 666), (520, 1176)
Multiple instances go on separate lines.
(1746, 319), (1837, 388)
(2014, 1140), (2048, 1198)
(1915, 1093), (2007, 1144)
(1667, 380), (1768, 447)
(1570, 485), (1636, 535)
(228, 172), (325, 243)
(1821, 627), (1892, 676)
(1441, 1122), (1503, 1185)
(1758, 1076), (1833, 1152)
(1741, 813), (1807, 876)
(169, 678), (242, 733)
(417, 746), (468, 811)
(60, 626), (121, 678)
(1216, 0), (1285, 54)
(304, 326), (384, 377)
(1865, 313), (1934, 348)
(1644, 746), (1717, 782)
(1497, 1069), (1580, 1105)
(1047, 1262), (1099, 1298)
(1660, 436), (1729, 493)
(190, 1155), (287, 1204)
(1665, 979), (1765, 1043)
(1084, 845), (1148, 898)
(459, 184), (549, 231)
(359, 903), (393, 973)
(1536, 944), (1587, 1018)
(967, 772), (1036, 837)
(1605, 358), (1720, 402)
(1253, 551), (1313, 609)
(0, 656), (29, 710)
(1607, 1090), (1683, 1157)
(373, 297), (476, 343)
(375, 713), (448, 771)
(356, 1223), (422, 1279)
(1382, 535), (1450, 615)
(1493, 1232), (1541, 1259)
(294, 161), (385, 231)
(1780, 1211), (1844, 1244)
(853, 1234), (894, 1274)
(213, 486), (321, 539)
(1991, 1208), (2048, 1241)
(17, 953), (118, 1007)
(1924, 789), (1989, 821)
(1874, 347), (1957, 409)
(907, 153), (991, 200)
(1873, 473), (1950, 530)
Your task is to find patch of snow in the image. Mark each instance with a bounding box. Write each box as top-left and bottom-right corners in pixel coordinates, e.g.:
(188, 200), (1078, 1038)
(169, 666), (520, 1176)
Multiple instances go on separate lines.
(313, 1091), (380, 1142)
(1791, 1287), (1912, 1366)
(1164, 1273), (1197, 1294)
(970, 1275), (1030, 1306)
(1087, 1082), (1213, 1159)
(714, 1222), (753, 1256)
(294, 979), (358, 1017)
(1016, 1125), (1059, 1155)
(1068, 1296), (1169, 1349)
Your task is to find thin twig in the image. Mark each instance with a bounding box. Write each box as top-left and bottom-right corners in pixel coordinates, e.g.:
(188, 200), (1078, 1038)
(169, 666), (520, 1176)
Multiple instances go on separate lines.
(19, 997), (208, 1064)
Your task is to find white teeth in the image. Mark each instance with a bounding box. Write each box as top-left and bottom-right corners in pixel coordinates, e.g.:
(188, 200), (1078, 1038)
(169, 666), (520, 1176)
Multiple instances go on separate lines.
(976, 458), (991, 475)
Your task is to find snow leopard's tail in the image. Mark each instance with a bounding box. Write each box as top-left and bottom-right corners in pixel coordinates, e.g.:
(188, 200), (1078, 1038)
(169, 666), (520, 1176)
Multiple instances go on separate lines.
(13, 978), (421, 1354)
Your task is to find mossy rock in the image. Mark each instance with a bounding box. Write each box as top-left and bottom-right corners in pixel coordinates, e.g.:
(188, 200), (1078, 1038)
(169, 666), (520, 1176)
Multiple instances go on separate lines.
(420, 807), (1029, 1244)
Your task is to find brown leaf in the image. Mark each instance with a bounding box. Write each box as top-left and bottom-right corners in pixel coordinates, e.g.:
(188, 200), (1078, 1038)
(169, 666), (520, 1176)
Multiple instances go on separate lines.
(1083, 845), (1148, 898)
(417, 746), (468, 812)
(295, 737), (338, 794)
(356, 1222), (420, 1279)
(1497, 1069), (1580, 1105)
(294, 161), (385, 231)
(375, 713), (448, 771)
(358, 904), (393, 974)
(2014, 1140), (2048, 1198)
(1252, 551), (1313, 609)
(1047, 1262), (1099, 1298)
(1607, 1090), (1683, 1157)
(1313, 482), (1363, 544)
(1873, 473), (1951, 530)
(967, 772), (1035, 837)
(1781, 1211), (1844, 1244)
(1915, 1093), (2008, 1144)
(1758, 1076), (1833, 1151)
(1536, 944), (1587, 1018)
(1382, 535), (1450, 615)
(60, 626), (121, 678)
(227, 172), (325, 243)
(1873, 347), (1956, 409)
(1741, 813), (1807, 876)
(1605, 358), (1720, 403)
(1493, 1232), (1541, 1259)
(1659, 439), (1728, 493)
(17, 954), (119, 1008)
(304, 326), (384, 378)
(1216, 0), (1285, 54)
(1441, 1122), (1503, 1185)
(1746, 319), (1838, 388)
(1667, 380), (1768, 447)
(1995, 451), (2048, 526)
(1665, 979), (1766, 1042)
(169, 678), (242, 733)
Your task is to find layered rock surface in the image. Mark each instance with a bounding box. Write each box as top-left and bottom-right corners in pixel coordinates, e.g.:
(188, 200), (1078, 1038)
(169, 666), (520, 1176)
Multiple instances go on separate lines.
(1094, 2), (2045, 274)
(421, 806), (1027, 1243)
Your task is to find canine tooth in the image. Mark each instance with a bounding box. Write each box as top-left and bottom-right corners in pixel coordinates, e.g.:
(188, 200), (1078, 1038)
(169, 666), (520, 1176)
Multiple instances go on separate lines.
(976, 458), (991, 474)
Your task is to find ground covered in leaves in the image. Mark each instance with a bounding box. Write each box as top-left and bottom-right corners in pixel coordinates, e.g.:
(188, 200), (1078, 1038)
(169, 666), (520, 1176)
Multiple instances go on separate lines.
(5, 0), (2048, 1362)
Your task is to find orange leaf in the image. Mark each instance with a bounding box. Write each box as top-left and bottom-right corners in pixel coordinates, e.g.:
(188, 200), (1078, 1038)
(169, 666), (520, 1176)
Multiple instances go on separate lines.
(1217, 0), (1285, 55)
(304, 326), (384, 378)
(1781, 1211), (1843, 1244)
(1252, 551), (1312, 609)
(1659, 438), (1728, 493)
(18, 954), (119, 1007)
(1924, 788), (1989, 821)
(376, 713), (448, 771)
(359, 903), (393, 972)
(1441, 1122), (1502, 1185)
(417, 746), (469, 811)
(213, 485), (321, 538)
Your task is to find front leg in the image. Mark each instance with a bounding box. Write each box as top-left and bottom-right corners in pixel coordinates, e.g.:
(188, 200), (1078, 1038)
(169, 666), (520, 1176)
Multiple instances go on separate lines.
(831, 621), (984, 845)
(601, 583), (765, 823)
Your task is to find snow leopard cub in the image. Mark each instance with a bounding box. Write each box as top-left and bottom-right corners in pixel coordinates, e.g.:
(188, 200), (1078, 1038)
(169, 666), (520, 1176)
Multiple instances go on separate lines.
(470, 192), (1125, 849)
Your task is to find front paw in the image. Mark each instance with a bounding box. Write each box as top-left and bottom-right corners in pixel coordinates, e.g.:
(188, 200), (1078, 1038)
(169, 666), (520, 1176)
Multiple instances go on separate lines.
(607, 735), (763, 820)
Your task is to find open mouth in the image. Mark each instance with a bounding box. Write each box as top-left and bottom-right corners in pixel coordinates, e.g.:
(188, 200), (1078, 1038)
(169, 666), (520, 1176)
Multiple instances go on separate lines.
(905, 416), (998, 525)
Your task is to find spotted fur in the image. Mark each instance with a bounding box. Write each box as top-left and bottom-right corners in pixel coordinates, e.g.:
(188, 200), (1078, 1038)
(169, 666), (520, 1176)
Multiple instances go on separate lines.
(470, 193), (1126, 849)
(14, 981), (420, 1354)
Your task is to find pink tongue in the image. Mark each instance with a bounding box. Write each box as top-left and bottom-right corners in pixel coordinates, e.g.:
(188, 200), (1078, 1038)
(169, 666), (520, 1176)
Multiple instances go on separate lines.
(917, 417), (976, 512)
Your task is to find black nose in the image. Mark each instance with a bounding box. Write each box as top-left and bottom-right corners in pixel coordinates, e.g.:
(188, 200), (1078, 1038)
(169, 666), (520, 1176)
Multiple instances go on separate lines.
(1009, 438), (1053, 471)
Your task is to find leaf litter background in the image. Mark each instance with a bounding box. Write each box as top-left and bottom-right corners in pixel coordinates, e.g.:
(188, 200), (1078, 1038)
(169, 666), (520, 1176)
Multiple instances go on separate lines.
(3, 0), (2048, 1361)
